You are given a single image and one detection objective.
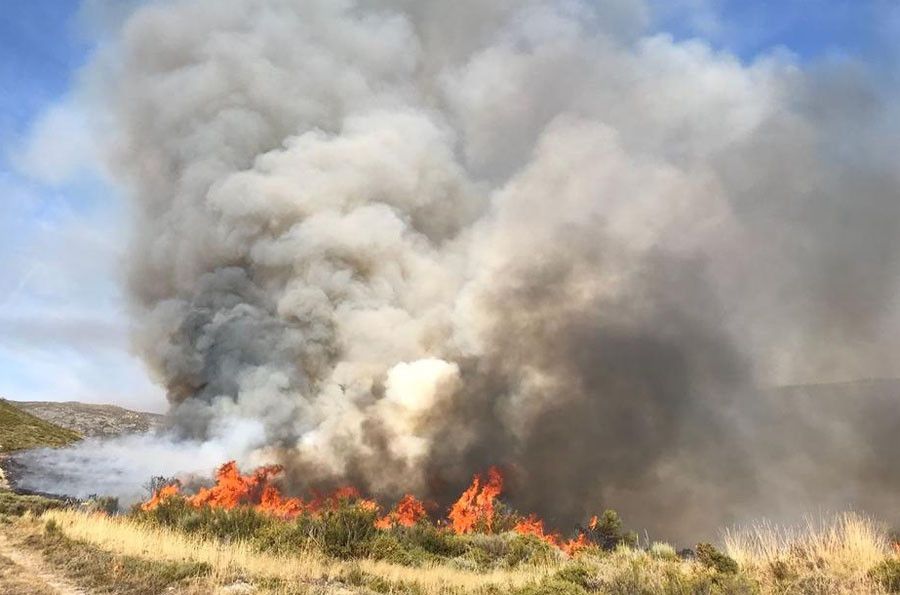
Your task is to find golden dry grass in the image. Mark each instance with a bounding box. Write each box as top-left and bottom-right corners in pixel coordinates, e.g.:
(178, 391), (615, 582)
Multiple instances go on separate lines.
(35, 508), (900, 594)
(42, 509), (555, 594)
(723, 512), (892, 594)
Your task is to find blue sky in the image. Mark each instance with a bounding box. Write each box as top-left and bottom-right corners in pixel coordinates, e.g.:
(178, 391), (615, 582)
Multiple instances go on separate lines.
(0, 0), (165, 411)
(0, 0), (893, 413)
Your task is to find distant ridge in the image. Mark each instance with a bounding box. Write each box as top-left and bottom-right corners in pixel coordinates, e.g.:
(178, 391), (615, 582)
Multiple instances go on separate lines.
(11, 401), (164, 438)
(0, 400), (81, 454)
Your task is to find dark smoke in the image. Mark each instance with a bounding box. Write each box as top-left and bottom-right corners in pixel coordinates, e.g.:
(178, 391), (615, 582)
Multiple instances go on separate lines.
(14, 0), (900, 543)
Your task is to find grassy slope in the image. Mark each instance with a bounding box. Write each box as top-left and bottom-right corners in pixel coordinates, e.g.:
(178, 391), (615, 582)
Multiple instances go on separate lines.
(36, 509), (900, 594)
(0, 489), (895, 594)
(0, 399), (81, 453)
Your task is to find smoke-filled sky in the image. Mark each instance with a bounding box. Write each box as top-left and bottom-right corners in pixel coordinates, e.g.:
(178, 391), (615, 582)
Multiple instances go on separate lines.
(3, 0), (900, 542)
(1, 1), (896, 412)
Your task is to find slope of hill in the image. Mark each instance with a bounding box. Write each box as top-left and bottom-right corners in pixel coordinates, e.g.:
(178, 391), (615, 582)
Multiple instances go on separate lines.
(12, 401), (164, 438)
(0, 400), (81, 454)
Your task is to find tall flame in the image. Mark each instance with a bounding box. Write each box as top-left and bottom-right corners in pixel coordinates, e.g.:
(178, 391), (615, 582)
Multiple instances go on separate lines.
(190, 461), (282, 509)
(140, 461), (370, 520)
(375, 494), (428, 529)
(140, 482), (180, 512)
(448, 466), (503, 534)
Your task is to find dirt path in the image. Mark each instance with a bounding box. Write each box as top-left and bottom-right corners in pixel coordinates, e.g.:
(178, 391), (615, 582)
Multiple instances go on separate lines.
(0, 533), (88, 595)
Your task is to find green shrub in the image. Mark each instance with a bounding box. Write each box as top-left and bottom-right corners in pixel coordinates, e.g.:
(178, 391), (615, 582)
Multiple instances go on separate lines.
(44, 518), (60, 535)
(502, 533), (559, 567)
(301, 503), (379, 559)
(554, 560), (596, 589)
(0, 490), (67, 516)
(648, 541), (677, 560)
(393, 522), (467, 558)
(366, 531), (432, 566)
(83, 495), (119, 515)
(338, 565), (424, 595)
(589, 510), (637, 551)
(696, 542), (739, 574)
(870, 559), (900, 592)
(135, 496), (565, 570)
(250, 518), (311, 556)
(512, 576), (589, 595)
(138, 497), (273, 543)
(769, 559), (795, 582)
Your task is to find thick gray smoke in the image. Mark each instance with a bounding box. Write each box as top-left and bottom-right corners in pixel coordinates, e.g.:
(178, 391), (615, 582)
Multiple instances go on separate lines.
(15, 0), (900, 542)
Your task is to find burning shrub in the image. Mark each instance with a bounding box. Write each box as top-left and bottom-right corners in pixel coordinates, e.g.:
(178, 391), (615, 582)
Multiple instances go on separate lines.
(137, 461), (632, 568)
(448, 467), (504, 534)
(587, 509), (637, 551)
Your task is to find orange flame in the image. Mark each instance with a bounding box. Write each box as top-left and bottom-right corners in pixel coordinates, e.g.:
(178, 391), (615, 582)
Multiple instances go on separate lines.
(376, 494), (428, 529)
(448, 466), (504, 534)
(561, 532), (590, 556)
(140, 482), (181, 511)
(258, 484), (305, 518)
(513, 514), (590, 556)
(141, 461), (592, 556)
(514, 514), (557, 544)
(140, 461), (376, 520)
(189, 461), (282, 509)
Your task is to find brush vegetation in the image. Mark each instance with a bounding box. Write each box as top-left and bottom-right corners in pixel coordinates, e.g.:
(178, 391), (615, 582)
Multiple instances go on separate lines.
(136, 494), (564, 570)
(0, 399), (81, 453)
(0, 490), (897, 593)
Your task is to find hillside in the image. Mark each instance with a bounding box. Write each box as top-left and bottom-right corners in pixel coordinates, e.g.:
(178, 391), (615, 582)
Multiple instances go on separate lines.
(0, 489), (896, 594)
(12, 401), (164, 438)
(0, 400), (80, 454)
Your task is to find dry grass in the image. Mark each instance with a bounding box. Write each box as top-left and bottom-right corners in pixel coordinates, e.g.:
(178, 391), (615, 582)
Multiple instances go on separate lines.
(32, 508), (900, 594)
(723, 512), (892, 594)
(43, 509), (555, 594)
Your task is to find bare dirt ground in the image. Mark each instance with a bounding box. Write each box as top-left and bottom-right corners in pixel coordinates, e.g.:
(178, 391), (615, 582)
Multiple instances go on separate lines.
(0, 532), (86, 595)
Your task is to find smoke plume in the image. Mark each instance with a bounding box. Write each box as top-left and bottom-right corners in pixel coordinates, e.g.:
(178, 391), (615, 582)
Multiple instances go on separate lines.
(15, 0), (900, 542)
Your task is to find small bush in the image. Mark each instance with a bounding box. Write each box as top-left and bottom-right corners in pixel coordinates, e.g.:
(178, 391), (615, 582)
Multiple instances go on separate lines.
(589, 510), (637, 551)
(554, 560), (597, 589)
(696, 542), (739, 574)
(502, 533), (559, 567)
(769, 559), (795, 582)
(367, 531), (432, 566)
(870, 559), (900, 592)
(393, 522), (467, 559)
(649, 541), (677, 560)
(0, 490), (67, 516)
(44, 518), (60, 535)
(139, 497), (271, 543)
(83, 495), (119, 515)
(302, 503), (380, 559)
(250, 518), (311, 556)
(512, 576), (588, 595)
